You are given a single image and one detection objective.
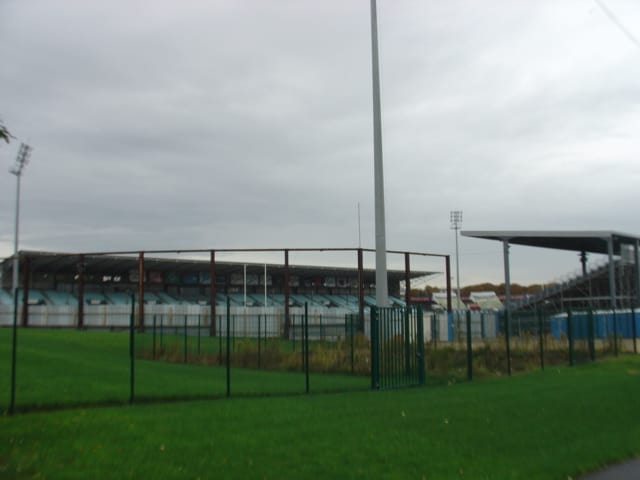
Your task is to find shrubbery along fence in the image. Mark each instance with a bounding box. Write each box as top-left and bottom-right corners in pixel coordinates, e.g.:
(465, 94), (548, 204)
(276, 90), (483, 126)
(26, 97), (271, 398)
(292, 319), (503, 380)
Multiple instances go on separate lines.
(3, 289), (638, 414)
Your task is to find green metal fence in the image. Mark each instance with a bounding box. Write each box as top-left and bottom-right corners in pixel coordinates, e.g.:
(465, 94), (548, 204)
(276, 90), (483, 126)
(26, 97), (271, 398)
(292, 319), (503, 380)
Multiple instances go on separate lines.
(4, 297), (373, 414)
(4, 298), (638, 414)
(421, 307), (638, 384)
(370, 306), (425, 390)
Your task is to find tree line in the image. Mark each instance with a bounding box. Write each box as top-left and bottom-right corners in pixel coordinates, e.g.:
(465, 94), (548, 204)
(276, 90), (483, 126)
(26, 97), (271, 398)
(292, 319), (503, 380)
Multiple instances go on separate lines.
(413, 282), (547, 298)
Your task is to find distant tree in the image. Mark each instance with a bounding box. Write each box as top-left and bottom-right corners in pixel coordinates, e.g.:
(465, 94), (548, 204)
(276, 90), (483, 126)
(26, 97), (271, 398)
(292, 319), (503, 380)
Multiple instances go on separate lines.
(418, 285), (443, 296)
(1, 119), (14, 144)
(420, 282), (545, 297)
(461, 282), (544, 296)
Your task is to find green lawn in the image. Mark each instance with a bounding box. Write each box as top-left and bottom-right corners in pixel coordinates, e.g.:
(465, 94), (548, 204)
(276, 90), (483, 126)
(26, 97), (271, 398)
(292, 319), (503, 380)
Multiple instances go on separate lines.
(0, 329), (369, 411)
(1, 328), (639, 478)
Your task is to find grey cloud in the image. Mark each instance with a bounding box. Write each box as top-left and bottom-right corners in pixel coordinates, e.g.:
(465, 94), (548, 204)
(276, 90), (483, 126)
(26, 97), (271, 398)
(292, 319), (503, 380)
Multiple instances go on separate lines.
(2, 1), (640, 286)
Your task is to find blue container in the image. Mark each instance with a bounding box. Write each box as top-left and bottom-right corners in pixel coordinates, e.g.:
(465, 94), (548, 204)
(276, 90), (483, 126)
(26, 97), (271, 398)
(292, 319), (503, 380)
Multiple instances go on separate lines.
(551, 310), (639, 339)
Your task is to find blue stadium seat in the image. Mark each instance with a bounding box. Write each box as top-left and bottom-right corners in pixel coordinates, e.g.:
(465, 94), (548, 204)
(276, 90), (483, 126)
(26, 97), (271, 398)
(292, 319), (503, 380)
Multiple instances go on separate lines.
(44, 290), (76, 305)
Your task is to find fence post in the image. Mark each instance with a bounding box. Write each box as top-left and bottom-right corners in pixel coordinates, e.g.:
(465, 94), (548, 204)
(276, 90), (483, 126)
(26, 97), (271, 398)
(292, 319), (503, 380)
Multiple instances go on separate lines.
(394, 308), (400, 388)
(505, 310), (512, 376)
(129, 293), (135, 404)
(370, 306), (379, 390)
(9, 288), (19, 415)
(292, 314), (296, 352)
(258, 314), (261, 369)
(432, 313), (438, 348)
(226, 297), (231, 397)
(404, 307), (411, 376)
(538, 310), (544, 371)
(417, 306), (426, 386)
(300, 314), (305, 371)
(197, 314), (201, 355)
(613, 310), (618, 356)
(152, 315), (157, 360)
(350, 314), (355, 374)
(304, 302), (310, 394)
(567, 309), (574, 367)
(184, 314), (188, 364)
(588, 309), (596, 361)
(466, 310), (473, 381)
(388, 309), (394, 389)
(632, 306), (637, 355)
(160, 314), (164, 351)
(232, 315), (236, 353)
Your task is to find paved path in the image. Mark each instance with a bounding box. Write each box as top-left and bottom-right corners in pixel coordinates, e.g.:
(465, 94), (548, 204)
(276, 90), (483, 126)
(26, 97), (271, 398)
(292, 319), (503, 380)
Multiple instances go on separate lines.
(581, 458), (640, 479)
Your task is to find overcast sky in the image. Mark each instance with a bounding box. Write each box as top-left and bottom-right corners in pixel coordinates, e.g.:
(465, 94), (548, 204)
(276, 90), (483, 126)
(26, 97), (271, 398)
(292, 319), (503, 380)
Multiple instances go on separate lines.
(1, 0), (640, 287)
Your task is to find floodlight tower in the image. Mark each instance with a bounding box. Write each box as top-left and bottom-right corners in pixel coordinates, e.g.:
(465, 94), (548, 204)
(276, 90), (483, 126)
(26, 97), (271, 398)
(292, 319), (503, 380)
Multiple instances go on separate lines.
(370, 0), (388, 307)
(450, 210), (462, 309)
(10, 143), (32, 295)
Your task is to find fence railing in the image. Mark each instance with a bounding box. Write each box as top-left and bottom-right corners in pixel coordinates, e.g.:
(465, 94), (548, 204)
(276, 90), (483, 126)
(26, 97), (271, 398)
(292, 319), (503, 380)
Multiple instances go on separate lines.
(3, 298), (637, 414)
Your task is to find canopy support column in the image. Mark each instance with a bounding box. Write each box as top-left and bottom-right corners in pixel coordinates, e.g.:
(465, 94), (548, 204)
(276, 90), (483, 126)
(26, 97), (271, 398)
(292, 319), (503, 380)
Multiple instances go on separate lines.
(445, 255), (452, 312)
(608, 237), (616, 309)
(210, 250), (216, 336)
(635, 241), (640, 308)
(503, 239), (511, 311)
(284, 249), (290, 339)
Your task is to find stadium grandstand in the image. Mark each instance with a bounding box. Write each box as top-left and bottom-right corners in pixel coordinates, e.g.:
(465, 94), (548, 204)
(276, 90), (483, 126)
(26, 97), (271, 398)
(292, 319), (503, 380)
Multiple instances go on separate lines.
(4, 234), (639, 345)
(470, 292), (503, 311)
(462, 230), (640, 312)
(0, 249), (444, 329)
(431, 292), (465, 311)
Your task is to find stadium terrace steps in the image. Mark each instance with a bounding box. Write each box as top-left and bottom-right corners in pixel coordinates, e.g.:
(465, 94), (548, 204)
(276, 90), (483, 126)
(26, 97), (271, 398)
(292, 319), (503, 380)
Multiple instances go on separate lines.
(470, 292), (503, 310)
(389, 296), (407, 307)
(0, 288), (374, 311)
(268, 294), (286, 306)
(104, 292), (130, 305)
(43, 290), (76, 306)
(156, 291), (180, 304)
(512, 260), (616, 311)
(0, 288), (13, 305)
(248, 294), (269, 307)
(83, 292), (107, 305)
(364, 296), (377, 307)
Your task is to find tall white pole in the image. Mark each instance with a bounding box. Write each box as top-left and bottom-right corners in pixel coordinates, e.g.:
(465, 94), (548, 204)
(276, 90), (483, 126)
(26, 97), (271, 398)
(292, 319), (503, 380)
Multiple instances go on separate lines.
(264, 263), (267, 307)
(370, 0), (388, 307)
(357, 202), (362, 249)
(635, 240), (640, 308)
(450, 211), (462, 309)
(12, 173), (21, 295)
(503, 239), (511, 311)
(455, 227), (460, 308)
(608, 237), (616, 309)
(10, 143), (32, 296)
(243, 264), (247, 308)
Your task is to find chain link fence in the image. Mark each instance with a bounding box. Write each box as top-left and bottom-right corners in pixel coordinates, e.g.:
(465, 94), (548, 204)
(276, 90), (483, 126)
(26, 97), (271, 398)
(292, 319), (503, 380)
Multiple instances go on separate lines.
(3, 292), (638, 414)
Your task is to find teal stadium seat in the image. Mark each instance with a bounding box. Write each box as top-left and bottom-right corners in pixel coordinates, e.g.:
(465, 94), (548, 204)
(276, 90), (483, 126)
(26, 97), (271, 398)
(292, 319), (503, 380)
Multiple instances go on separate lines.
(104, 292), (130, 305)
(44, 290), (76, 305)
(0, 288), (13, 305)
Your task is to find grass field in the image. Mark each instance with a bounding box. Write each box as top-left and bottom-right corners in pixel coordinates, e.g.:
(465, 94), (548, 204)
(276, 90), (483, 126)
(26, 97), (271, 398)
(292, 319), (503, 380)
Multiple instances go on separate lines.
(1, 329), (640, 478)
(0, 329), (370, 411)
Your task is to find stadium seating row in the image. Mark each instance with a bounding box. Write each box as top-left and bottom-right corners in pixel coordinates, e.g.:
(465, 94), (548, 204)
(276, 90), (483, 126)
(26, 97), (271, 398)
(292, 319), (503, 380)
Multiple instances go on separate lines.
(0, 288), (406, 310)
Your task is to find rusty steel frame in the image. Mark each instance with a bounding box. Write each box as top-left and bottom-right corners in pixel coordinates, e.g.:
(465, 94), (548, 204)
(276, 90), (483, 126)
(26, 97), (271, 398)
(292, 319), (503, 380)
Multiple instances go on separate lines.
(77, 254), (84, 329)
(17, 247), (452, 328)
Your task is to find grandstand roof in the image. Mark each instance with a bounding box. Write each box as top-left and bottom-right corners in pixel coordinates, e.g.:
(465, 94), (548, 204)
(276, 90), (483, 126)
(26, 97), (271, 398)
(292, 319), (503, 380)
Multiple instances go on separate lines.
(4, 250), (435, 282)
(469, 291), (503, 310)
(461, 230), (640, 255)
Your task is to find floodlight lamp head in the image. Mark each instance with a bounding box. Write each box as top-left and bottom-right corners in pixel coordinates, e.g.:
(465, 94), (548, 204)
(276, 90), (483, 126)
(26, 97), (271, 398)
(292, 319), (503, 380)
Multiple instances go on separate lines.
(10, 143), (32, 176)
(450, 210), (463, 230)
